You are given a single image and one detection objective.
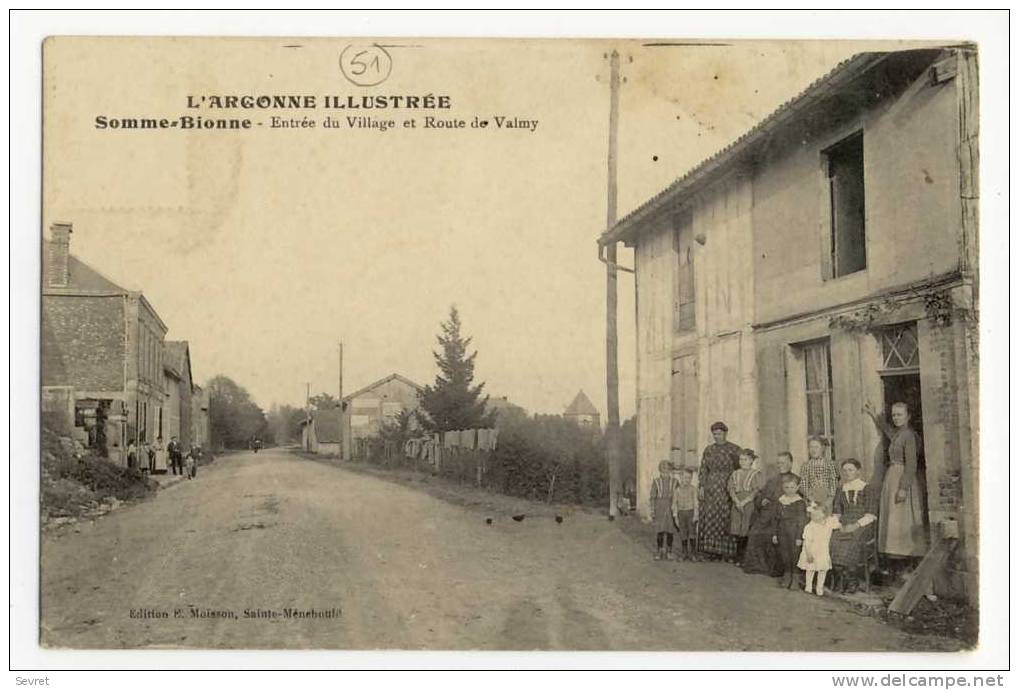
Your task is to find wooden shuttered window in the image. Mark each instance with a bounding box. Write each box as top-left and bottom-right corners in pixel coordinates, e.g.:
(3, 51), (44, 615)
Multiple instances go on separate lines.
(826, 132), (867, 279)
(673, 212), (695, 332)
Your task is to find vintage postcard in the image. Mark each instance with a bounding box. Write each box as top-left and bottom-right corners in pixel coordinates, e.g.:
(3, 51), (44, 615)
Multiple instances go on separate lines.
(37, 34), (984, 655)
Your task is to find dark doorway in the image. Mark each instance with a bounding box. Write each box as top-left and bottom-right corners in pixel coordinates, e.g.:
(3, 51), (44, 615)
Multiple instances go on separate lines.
(881, 372), (928, 530)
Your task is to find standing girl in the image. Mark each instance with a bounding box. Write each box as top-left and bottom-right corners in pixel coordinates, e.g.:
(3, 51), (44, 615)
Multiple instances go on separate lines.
(799, 501), (841, 596)
(728, 448), (764, 565)
(650, 460), (680, 560)
(800, 436), (840, 513)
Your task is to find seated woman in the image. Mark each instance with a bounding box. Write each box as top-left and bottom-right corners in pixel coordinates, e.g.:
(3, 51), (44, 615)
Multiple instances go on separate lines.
(742, 451), (797, 576)
(829, 458), (879, 593)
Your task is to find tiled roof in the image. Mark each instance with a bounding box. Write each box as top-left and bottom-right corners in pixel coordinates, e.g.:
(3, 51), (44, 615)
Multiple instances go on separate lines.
(163, 341), (192, 383)
(310, 408), (343, 443)
(564, 390), (599, 417)
(43, 255), (128, 294)
(343, 373), (422, 402)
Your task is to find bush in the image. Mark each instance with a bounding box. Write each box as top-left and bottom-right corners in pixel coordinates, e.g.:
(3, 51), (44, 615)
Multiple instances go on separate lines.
(351, 413), (631, 508)
(485, 415), (608, 506)
(41, 426), (155, 519)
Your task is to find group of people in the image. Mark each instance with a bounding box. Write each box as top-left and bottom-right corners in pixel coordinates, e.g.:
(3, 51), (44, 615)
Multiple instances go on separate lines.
(125, 436), (202, 480)
(649, 403), (927, 596)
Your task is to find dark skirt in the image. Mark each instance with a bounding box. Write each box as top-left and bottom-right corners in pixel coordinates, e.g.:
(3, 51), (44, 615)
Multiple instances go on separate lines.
(830, 509), (876, 566)
(742, 502), (781, 576)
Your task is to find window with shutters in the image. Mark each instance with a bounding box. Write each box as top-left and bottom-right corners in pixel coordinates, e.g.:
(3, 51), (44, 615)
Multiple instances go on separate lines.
(825, 132), (866, 278)
(803, 341), (835, 458)
(673, 211), (695, 332)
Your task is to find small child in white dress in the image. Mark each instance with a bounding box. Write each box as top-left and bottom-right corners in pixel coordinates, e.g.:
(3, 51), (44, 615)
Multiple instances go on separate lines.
(798, 501), (841, 596)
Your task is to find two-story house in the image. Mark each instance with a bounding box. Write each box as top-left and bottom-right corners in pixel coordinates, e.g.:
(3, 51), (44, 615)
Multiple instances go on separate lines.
(600, 48), (978, 602)
(42, 222), (170, 467)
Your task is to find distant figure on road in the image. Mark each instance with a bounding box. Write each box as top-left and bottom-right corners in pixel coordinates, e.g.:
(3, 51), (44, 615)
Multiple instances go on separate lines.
(185, 448), (197, 480)
(146, 442), (157, 473)
(253, 438), (262, 453)
(168, 436), (183, 476)
(126, 441), (138, 471)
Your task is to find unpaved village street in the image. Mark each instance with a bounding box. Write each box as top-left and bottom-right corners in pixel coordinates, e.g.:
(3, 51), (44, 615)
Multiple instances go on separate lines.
(42, 449), (959, 651)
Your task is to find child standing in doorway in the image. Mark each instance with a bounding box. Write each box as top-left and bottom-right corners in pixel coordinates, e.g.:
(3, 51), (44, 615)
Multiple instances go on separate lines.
(650, 460), (680, 560)
(799, 501), (840, 596)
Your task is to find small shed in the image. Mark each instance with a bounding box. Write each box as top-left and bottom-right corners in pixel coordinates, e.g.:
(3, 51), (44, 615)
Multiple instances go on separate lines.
(300, 407), (344, 456)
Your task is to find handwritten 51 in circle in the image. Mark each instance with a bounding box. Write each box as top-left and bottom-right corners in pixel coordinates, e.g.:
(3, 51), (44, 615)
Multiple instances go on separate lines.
(339, 44), (393, 87)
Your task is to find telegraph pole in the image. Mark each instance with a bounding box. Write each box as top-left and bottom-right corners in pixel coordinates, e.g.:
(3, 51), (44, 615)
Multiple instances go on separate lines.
(604, 49), (622, 519)
(339, 341), (351, 461)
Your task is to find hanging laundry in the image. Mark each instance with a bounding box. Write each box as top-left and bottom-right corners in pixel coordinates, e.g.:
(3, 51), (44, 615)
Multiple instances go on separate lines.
(461, 428), (477, 450)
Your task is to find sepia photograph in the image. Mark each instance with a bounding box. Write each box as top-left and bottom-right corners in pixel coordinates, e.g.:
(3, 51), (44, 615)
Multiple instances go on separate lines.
(10, 10), (1010, 673)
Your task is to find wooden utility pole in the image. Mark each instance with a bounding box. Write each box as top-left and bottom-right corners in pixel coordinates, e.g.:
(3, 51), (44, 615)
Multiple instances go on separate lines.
(604, 49), (622, 518)
(338, 341), (349, 460)
(306, 382), (310, 410)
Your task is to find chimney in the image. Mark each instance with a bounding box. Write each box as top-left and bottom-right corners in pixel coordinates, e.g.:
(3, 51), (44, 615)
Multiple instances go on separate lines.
(47, 222), (72, 287)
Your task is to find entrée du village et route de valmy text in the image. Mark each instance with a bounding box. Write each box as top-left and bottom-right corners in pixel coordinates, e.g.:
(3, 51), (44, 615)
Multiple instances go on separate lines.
(92, 93), (541, 133)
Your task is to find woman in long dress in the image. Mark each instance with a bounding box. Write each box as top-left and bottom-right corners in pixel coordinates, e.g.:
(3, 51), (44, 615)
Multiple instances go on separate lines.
(830, 458), (879, 592)
(697, 421), (742, 561)
(864, 401), (927, 565)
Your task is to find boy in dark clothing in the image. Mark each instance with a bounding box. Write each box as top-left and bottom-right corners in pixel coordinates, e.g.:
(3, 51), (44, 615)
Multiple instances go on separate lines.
(771, 473), (809, 589)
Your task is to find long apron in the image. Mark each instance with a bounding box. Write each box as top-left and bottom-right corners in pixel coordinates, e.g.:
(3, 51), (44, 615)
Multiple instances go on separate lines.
(878, 464), (927, 557)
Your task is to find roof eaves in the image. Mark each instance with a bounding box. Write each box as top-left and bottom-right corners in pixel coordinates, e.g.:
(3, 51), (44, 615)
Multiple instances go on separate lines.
(597, 52), (891, 247)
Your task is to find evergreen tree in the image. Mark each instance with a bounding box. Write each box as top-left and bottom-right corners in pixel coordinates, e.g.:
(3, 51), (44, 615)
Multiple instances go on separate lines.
(419, 306), (496, 432)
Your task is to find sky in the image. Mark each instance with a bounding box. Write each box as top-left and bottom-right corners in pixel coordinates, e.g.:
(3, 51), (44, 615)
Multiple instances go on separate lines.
(42, 37), (915, 416)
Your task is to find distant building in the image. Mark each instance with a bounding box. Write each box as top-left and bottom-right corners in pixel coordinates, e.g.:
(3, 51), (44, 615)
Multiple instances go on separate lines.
(41, 222), (168, 467)
(191, 384), (210, 449)
(300, 407), (343, 455)
(343, 373), (423, 441)
(162, 341), (194, 449)
(486, 394), (527, 427)
(564, 390), (600, 428)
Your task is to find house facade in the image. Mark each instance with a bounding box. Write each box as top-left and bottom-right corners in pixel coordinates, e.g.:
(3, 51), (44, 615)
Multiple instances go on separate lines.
(601, 49), (978, 602)
(344, 373), (423, 441)
(192, 385), (210, 449)
(41, 223), (169, 467)
(163, 341), (194, 448)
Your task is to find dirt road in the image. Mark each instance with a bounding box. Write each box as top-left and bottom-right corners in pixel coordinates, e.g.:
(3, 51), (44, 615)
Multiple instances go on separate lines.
(41, 449), (958, 650)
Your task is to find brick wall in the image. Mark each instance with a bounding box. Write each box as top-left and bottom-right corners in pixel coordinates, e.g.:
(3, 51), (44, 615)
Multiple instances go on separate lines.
(42, 294), (124, 391)
(918, 316), (977, 603)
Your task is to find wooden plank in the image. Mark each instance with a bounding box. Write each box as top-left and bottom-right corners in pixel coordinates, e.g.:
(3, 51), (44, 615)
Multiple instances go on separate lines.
(889, 534), (959, 615)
